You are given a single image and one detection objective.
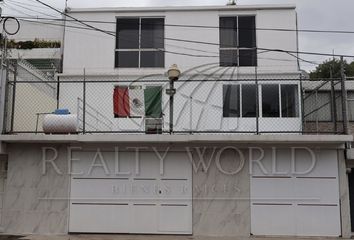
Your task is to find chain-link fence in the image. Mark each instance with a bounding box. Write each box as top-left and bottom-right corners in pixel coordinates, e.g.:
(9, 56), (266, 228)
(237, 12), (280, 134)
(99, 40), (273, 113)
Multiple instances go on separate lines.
(302, 79), (346, 134)
(2, 69), (350, 135)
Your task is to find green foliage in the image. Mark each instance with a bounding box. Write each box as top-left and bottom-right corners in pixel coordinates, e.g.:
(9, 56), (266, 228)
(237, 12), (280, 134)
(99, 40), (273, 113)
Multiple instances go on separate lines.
(5, 38), (61, 49)
(310, 58), (354, 79)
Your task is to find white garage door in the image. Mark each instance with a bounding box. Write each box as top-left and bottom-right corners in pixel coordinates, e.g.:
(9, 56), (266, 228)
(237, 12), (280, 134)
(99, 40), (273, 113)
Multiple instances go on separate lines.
(69, 151), (192, 234)
(251, 149), (341, 237)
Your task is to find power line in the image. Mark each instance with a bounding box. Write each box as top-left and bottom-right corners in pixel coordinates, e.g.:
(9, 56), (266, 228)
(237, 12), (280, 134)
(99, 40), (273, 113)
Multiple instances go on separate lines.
(16, 19), (305, 64)
(6, 0), (349, 64)
(2, 3), (34, 17)
(32, 0), (115, 36)
(5, 1), (61, 19)
(6, 0), (56, 11)
(7, 15), (354, 35)
(15, 18), (297, 62)
(14, 17), (347, 63)
(6, 1), (354, 59)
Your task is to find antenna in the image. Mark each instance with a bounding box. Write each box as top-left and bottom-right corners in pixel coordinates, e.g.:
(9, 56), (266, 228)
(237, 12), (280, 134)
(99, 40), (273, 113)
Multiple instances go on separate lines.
(227, 0), (236, 5)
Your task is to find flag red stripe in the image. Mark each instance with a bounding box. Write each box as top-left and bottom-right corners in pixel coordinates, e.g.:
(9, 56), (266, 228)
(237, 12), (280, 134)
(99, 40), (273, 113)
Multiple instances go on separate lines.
(113, 86), (130, 117)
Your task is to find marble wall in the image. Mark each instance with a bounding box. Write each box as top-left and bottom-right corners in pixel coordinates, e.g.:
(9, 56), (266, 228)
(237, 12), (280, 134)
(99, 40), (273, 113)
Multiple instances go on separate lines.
(1, 144), (251, 236)
(2, 144), (70, 234)
(192, 148), (250, 236)
(3, 144), (347, 237)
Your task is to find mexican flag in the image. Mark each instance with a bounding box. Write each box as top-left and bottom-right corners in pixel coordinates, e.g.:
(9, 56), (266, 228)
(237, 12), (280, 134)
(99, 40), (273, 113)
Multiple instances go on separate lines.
(113, 85), (162, 118)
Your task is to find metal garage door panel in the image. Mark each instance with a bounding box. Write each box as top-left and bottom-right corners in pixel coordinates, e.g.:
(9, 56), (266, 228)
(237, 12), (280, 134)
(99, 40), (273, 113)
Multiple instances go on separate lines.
(160, 179), (191, 199)
(251, 177), (294, 202)
(295, 205), (341, 236)
(131, 204), (158, 233)
(295, 178), (339, 204)
(250, 149), (341, 237)
(69, 204), (131, 233)
(158, 204), (192, 233)
(138, 152), (161, 178)
(251, 204), (295, 235)
(69, 151), (192, 234)
(132, 179), (158, 199)
(71, 178), (130, 200)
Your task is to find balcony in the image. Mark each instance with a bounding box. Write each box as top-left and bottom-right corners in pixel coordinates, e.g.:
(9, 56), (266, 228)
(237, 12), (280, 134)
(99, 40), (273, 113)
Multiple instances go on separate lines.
(1, 68), (350, 136)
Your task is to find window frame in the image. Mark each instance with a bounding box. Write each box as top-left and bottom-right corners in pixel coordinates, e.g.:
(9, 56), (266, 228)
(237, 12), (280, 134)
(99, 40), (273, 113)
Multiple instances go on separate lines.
(222, 83), (300, 119)
(115, 17), (165, 68)
(223, 84), (241, 118)
(219, 15), (257, 67)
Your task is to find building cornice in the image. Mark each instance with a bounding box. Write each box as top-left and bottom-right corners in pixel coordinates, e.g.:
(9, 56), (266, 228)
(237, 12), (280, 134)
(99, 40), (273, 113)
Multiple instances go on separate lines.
(67, 4), (296, 14)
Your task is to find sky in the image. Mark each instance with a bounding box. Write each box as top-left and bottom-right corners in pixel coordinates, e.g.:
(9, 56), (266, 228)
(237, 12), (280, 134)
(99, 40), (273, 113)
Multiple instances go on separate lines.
(2, 0), (354, 72)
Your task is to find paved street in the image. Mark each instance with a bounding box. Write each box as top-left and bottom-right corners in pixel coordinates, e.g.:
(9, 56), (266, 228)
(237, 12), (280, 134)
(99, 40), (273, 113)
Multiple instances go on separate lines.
(0, 235), (350, 240)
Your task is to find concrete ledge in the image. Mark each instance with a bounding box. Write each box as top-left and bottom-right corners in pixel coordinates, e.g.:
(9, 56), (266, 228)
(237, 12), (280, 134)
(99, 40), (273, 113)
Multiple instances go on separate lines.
(0, 134), (352, 145)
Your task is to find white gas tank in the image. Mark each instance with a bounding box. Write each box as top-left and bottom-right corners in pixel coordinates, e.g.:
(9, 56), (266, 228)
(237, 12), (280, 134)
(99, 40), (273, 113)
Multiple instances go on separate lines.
(42, 114), (78, 134)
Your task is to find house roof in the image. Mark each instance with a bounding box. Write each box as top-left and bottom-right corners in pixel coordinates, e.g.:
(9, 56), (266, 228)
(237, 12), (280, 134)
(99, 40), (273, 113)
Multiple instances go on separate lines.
(67, 4), (296, 14)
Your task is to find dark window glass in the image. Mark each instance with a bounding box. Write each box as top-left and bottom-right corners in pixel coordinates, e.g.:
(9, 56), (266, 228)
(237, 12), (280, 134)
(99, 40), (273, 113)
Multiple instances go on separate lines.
(238, 16), (256, 48)
(281, 85), (298, 117)
(262, 85), (279, 117)
(141, 18), (164, 48)
(219, 17), (237, 48)
(220, 50), (237, 67)
(219, 16), (256, 67)
(141, 51), (164, 67)
(239, 49), (257, 66)
(115, 51), (139, 68)
(116, 18), (139, 49)
(242, 84), (257, 117)
(223, 85), (240, 117)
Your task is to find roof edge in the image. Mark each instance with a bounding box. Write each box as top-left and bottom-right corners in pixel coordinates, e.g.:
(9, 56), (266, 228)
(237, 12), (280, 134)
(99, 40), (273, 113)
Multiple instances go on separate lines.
(67, 4), (296, 14)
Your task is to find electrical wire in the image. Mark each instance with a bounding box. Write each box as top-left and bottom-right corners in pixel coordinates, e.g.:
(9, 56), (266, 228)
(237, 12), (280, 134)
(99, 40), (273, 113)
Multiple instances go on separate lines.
(5, 2), (349, 64)
(6, 1), (354, 60)
(14, 18), (339, 65)
(33, 0), (115, 37)
(2, 3), (34, 18)
(6, 15), (354, 35)
(5, 1), (61, 19)
(6, 0), (57, 11)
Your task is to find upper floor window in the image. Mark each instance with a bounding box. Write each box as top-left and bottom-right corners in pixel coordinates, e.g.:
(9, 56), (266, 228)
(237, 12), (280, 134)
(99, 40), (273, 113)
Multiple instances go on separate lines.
(115, 18), (165, 68)
(219, 16), (257, 67)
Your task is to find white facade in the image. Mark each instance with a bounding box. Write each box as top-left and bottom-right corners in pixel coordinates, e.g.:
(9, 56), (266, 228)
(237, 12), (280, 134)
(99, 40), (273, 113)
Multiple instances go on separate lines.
(58, 5), (302, 134)
(63, 5), (299, 75)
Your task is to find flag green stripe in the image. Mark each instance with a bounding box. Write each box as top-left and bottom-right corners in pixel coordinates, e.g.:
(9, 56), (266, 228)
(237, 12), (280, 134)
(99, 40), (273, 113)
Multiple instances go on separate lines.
(144, 86), (162, 118)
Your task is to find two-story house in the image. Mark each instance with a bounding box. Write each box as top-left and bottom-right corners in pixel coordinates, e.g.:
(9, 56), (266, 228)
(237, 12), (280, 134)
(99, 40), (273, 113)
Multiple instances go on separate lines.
(0, 4), (352, 238)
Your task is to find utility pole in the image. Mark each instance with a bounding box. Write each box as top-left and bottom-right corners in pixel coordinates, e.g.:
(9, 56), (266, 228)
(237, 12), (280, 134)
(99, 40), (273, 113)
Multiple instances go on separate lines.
(60, 0), (68, 73)
(340, 56), (349, 135)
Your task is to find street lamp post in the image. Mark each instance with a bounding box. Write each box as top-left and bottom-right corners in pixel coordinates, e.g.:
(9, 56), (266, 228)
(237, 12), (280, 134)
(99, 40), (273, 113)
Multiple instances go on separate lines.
(167, 64), (181, 134)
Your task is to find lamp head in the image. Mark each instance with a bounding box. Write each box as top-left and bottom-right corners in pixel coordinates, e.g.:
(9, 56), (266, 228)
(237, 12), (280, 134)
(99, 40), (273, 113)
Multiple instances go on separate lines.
(167, 64), (181, 81)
